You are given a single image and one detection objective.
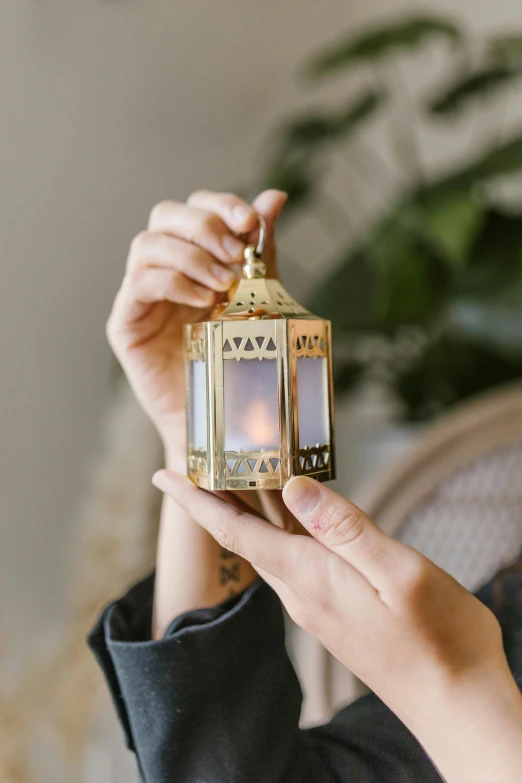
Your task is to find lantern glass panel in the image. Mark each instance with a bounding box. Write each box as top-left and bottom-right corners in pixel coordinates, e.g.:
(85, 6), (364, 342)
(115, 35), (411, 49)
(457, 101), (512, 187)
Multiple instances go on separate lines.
(297, 356), (329, 448)
(224, 358), (279, 452)
(188, 360), (207, 449)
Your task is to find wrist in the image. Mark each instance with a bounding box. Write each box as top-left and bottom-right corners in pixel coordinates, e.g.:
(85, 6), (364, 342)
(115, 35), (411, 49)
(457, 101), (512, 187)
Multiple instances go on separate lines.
(410, 668), (522, 782)
(157, 413), (187, 469)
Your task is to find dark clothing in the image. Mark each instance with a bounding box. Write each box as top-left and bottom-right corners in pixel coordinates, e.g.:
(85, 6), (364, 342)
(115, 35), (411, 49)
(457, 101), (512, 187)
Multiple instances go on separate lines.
(88, 562), (522, 783)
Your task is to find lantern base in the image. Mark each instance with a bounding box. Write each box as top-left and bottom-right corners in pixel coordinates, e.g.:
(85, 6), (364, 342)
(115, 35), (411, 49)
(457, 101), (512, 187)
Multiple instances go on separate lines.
(187, 444), (334, 490)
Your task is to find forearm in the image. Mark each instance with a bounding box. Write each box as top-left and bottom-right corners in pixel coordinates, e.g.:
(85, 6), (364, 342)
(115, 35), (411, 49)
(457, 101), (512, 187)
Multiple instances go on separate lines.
(412, 670), (522, 783)
(152, 448), (257, 639)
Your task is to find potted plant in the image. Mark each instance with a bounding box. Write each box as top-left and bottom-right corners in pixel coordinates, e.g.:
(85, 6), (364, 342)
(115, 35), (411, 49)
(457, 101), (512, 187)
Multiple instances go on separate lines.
(260, 14), (522, 422)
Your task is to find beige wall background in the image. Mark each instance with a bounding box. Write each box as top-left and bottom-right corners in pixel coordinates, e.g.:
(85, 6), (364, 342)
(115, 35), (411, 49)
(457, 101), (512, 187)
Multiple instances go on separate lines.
(1, 0), (521, 770)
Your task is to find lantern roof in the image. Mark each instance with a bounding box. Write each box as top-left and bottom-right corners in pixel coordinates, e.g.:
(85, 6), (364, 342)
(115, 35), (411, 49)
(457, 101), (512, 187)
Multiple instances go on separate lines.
(209, 216), (320, 322)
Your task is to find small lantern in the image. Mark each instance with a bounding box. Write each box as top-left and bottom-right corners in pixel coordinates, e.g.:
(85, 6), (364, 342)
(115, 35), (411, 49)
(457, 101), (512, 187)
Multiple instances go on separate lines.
(185, 216), (335, 490)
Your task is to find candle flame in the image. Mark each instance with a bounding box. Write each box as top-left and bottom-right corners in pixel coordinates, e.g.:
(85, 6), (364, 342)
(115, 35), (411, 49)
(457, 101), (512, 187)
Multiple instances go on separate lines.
(238, 399), (279, 447)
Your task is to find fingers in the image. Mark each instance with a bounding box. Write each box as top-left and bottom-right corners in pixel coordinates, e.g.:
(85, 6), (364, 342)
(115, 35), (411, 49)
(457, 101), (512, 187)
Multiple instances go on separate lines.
(148, 202), (246, 266)
(186, 189), (287, 275)
(127, 232), (235, 292)
(186, 190), (260, 234)
(120, 266), (215, 310)
(152, 470), (309, 583)
(282, 477), (418, 593)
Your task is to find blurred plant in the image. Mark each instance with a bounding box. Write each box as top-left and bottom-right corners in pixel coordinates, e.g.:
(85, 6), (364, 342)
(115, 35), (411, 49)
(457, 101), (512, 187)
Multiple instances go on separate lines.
(260, 14), (522, 420)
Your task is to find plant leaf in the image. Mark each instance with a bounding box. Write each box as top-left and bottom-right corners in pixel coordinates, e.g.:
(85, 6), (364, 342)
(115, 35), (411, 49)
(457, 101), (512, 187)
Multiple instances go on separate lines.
(487, 34), (522, 66)
(419, 189), (484, 267)
(429, 133), (522, 194)
(262, 160), (315, 213)
(276, 91), (384, 149)
(429, 66), (521, 116)
(396, 335), (522, 421)
(305, 15), (462, 78)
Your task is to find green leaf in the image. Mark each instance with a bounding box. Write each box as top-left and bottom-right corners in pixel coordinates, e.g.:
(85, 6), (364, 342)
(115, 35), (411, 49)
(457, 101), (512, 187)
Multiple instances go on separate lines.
(262, 160), (315, 213)
(428, 133), (522, 194)
(276, 91), (384, 150)
(419, 189), (484, 267)
(457, 210), (522, 296)
(450, 210), (522, 353)
(487, 34), (522, 66)
(305, 15), (461, 78)
(307, 248), (382, 331)
(333, 360), (364, 394)
(396, 336), (522, 421)
(308, 217), (450, 333)
(429, 66), (521, 116)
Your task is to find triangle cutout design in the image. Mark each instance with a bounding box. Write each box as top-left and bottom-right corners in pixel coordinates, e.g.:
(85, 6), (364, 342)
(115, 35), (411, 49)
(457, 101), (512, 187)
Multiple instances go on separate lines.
(223, 340), (233, 353)
(259, 461), (269, 473)
(269, 458), (279, 471)
(247, 459), (257, 471)
(244, 339), (255, 352)
(266, 338), (276, 351)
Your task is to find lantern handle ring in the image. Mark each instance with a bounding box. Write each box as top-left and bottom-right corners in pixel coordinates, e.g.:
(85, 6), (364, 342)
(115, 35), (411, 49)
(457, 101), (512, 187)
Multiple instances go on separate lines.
(252, 214), (267, 259)
(242, 214), (267, 278)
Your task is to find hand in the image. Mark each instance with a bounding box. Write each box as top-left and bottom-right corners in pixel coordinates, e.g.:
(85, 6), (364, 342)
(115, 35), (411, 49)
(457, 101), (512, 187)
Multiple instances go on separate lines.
(106, 189), (288, 455)
(152, 471), (522, 783)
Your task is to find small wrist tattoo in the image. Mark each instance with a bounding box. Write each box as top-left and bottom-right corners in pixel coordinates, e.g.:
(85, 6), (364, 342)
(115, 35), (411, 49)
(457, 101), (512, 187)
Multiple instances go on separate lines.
(219, 547), (241, 597)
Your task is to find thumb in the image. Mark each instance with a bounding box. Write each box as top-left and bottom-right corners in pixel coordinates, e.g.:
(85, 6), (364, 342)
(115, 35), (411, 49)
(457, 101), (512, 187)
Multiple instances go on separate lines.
(282, 476), (412, 592)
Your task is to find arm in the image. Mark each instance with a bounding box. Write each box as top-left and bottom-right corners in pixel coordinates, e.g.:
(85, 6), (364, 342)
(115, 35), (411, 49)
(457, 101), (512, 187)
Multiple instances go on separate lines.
(103, 188), (287, 639)
(150, 471), (522, 783)
(90, 573), (443, 783)
(151, 439), (257, 639)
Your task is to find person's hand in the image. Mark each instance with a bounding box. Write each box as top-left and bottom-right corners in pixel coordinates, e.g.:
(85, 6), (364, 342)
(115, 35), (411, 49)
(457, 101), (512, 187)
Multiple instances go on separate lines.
(106, 189), (287, 459)
(151, 471), (522, 782)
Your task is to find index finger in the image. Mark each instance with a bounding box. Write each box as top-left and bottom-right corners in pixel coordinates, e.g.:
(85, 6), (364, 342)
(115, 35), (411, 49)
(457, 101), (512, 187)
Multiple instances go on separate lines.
(152, 470), (305, 583)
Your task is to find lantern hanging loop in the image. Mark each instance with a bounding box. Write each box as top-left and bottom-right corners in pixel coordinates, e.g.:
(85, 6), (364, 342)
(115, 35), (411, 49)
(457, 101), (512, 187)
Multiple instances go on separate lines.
(242, 214), (267, 280)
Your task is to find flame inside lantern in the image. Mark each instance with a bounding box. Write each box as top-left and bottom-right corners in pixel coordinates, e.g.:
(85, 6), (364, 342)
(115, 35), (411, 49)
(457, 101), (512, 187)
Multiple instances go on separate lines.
(224, 358), (280, 451)
(237, 398), (279, 448)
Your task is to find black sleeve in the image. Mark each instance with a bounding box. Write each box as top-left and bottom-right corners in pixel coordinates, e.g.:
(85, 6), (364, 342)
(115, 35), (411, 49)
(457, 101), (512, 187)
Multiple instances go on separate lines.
(88, 576), (442, 783)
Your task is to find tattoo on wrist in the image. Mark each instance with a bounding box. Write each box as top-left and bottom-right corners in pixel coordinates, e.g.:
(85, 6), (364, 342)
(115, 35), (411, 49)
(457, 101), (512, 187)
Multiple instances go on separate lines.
(219, 548), (240, 597)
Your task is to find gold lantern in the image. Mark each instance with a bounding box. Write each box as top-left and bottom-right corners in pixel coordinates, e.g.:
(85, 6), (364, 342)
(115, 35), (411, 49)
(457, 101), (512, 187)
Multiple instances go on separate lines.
(185, 216), (335, 490)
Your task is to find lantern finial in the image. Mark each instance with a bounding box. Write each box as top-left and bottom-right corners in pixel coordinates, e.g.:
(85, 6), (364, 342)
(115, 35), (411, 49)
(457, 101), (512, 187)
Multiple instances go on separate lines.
(242, 214), (267, 279)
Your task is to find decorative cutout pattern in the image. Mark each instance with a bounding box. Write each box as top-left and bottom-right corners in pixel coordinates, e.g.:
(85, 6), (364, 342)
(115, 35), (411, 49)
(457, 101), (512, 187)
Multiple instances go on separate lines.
(188, 446), (207, 474)
(220, 279), (310, 318)
(273, 286), (308, 315)
(295, 334), (327, 359)
(222, 335), (277, 361)
(187, 337), (204, 361)
(298, 444), (330, 475)
(225, 448), (281, 479)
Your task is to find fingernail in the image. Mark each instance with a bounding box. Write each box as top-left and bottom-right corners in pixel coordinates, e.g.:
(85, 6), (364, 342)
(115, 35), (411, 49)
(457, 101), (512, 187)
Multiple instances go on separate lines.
(192, 283), (214, 303)
(222, 235), (245, 259)
(152, 470), (170, 492)
(233, 205), (255, 223)
(211, 263), (235, 285)
(283, 476), (322, 513)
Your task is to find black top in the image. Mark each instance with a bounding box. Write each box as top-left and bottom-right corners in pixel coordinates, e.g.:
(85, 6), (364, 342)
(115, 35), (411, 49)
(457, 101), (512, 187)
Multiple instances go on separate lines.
(88, 576), (444, 783)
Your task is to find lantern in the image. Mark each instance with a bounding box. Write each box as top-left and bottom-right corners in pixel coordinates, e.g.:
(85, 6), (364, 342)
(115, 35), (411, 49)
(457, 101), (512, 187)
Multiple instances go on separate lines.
(185, 216), (335, 490)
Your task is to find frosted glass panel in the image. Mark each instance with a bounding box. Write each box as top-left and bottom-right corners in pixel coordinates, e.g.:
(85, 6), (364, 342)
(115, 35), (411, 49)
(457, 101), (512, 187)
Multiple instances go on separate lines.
(224, 360), (279, 451)
(188, 360), (207, 448)
(297, 357), (329, 447)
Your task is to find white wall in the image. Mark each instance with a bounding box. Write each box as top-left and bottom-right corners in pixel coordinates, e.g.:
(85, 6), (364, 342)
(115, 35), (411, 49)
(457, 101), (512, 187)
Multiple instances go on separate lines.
(1, 0), (521, 696)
